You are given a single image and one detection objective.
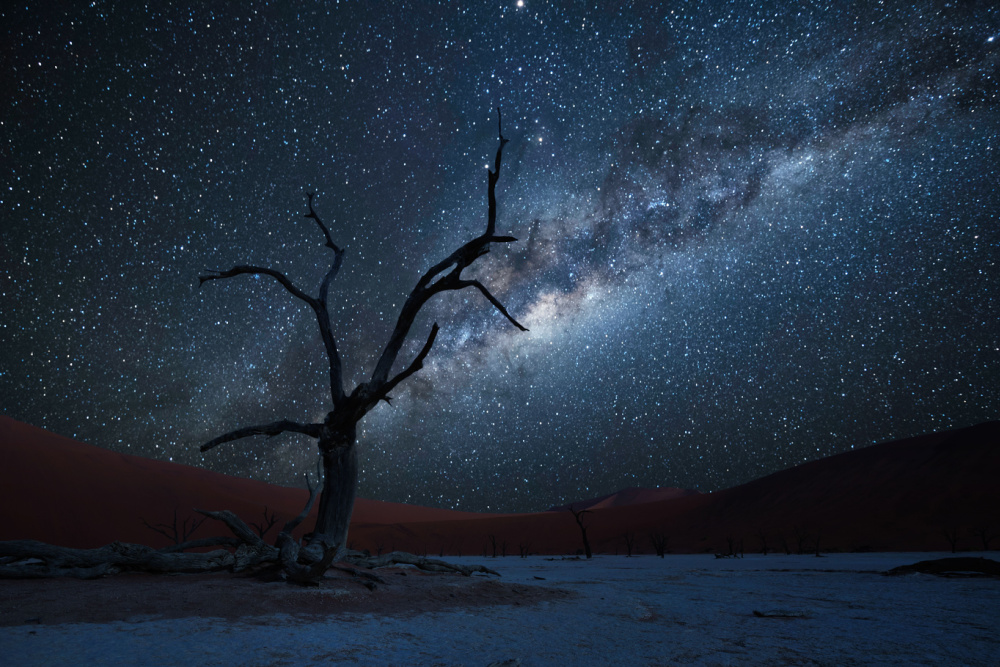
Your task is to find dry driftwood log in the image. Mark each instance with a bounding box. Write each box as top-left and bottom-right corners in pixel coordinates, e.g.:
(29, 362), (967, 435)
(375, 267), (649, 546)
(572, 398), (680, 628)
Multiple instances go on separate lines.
(0, 516), (499, 585)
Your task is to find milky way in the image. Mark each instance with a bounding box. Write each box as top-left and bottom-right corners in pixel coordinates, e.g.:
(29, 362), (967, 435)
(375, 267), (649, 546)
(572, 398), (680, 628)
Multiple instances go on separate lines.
(3, 2), (998, 511)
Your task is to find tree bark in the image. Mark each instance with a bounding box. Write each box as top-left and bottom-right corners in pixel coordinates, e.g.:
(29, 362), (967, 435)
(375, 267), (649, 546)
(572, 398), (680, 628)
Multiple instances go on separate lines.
(312, 429), (358, 550)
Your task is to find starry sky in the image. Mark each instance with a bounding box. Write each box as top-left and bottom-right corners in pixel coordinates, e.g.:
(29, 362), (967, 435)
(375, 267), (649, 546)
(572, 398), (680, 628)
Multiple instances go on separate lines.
(3, 1), (998, 512)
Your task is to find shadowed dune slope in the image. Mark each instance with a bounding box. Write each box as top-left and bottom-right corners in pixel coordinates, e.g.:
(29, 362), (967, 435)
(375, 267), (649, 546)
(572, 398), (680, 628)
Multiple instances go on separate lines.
(1, 415), (997, 554)
(0, 416), (492, 550)
(351, 420), (1000, 555)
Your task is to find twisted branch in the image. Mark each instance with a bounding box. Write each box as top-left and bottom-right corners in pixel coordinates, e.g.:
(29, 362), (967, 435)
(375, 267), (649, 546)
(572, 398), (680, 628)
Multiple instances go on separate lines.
(200, 419), (321, 453)
(454, 280), (528, 331)
(199, 265), (315, 305)
(198, 195), (348, 405)
(305, 192), (341, 252)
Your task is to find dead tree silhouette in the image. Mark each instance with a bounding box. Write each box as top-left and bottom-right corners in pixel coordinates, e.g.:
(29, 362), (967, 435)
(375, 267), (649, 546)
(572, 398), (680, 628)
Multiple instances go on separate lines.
(569, 504), (593, 558)
(0, 109), (520, 584)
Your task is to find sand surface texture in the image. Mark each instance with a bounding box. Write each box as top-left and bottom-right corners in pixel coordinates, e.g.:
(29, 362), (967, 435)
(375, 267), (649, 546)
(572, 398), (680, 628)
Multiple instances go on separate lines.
(3, 553), (999, 666)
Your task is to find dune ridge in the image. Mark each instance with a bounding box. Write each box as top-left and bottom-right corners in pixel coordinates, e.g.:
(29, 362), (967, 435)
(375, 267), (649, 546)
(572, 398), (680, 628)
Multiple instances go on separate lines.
(1, 415), (997, 555)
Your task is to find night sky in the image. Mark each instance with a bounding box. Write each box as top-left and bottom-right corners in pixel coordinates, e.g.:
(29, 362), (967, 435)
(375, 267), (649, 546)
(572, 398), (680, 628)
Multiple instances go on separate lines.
(3, 2), (998, 512)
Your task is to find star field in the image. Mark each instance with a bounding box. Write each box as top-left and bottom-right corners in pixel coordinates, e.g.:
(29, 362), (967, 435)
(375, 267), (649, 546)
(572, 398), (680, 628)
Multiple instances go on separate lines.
(2, 1), (998, 512)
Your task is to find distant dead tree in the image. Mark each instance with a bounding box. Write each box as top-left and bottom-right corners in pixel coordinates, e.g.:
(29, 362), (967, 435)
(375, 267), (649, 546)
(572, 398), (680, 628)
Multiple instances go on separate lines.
(792, 526), (810, 554)
(722, 535), (743, 558)
(649, 531), (669, 558)
(141, 508), (206, 545)
(622, 532), (636, 557)
(518, 541), (531, 558)
(250, 506), (279, 539)
(568, 504), (593, 559)
(756, 528), (769, 556)
(942, 526), (961, 553)
(972, 525), (996, 551)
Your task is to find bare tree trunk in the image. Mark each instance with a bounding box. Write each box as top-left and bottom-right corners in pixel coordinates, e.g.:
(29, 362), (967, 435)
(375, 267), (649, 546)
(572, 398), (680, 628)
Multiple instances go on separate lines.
(313, 434), (358, 550)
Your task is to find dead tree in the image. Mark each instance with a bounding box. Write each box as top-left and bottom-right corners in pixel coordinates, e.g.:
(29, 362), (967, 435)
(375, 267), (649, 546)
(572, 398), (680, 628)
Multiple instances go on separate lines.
(756, 528), (769, 556)
(568, 504), (593, 558)
(971, 525), (996, 551)
(649, 531), (668, 557)
(792, 526), (810, 554)
(251, 506), (279, 540)
(0, 110), (520, 584)
(197, 109), (525, 572)
(141, 508), (206, 545)
(942, 526), (960, 553)
(722, 535), (743, 558)
(622, 532), (635, 557)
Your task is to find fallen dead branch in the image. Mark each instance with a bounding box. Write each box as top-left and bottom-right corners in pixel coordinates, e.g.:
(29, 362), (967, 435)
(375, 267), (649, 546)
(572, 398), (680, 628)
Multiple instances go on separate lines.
(0, 494), (499, 585)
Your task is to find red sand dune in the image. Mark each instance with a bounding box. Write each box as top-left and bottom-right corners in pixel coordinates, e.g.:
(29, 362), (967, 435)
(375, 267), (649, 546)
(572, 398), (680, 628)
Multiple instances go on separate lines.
(0, 416), (491, 550)
(1, 415), (998, 555)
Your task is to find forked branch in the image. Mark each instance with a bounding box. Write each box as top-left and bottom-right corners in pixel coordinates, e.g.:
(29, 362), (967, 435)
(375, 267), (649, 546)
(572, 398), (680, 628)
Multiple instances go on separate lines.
(305, 192), (341, 252)
(198, 196), (348, 405)
(141, 508), (206, 544)
(454, 279), (528, 331)
(306, 193), (346, 308)
(374, 323), (441, 405)
(368, 107), (525, 390)
(251, 506), (279, 539)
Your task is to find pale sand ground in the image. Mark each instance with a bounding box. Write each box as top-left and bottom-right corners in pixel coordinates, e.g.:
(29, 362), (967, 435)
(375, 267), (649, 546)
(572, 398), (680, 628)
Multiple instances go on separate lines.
(3, 553), (999, 666)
